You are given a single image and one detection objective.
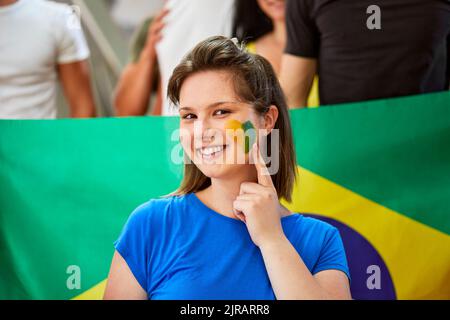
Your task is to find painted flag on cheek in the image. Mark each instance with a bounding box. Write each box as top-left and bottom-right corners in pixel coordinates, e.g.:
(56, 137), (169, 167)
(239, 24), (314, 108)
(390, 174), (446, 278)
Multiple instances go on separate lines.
(0, 92), (449, 299)
(225, 119), (256, 154)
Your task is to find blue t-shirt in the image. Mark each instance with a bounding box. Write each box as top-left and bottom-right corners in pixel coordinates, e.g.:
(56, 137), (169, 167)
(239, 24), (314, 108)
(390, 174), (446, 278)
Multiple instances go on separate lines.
(114, 193), (350, 300)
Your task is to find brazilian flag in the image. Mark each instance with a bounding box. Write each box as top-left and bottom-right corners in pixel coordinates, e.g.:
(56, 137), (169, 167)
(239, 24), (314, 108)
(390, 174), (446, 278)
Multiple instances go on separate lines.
(0, 92), (449, 300)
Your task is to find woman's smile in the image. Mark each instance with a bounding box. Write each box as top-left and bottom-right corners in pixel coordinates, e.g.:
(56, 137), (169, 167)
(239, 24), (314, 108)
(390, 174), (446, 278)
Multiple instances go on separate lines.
(196, 144), (229, 161)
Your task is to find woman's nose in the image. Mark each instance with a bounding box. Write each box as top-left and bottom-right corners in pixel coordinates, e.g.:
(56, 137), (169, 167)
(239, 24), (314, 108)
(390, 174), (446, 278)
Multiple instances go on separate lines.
(202, 128), (216, 143)
(193, 118), (216, 143)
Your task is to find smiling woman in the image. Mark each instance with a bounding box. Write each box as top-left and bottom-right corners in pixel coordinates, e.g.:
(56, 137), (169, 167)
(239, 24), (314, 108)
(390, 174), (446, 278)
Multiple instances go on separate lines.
(103, 36), (352, 300)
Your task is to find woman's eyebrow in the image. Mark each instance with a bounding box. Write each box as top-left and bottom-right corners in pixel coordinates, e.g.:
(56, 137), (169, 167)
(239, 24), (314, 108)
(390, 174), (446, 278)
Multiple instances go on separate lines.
(179, 101), (239, 112)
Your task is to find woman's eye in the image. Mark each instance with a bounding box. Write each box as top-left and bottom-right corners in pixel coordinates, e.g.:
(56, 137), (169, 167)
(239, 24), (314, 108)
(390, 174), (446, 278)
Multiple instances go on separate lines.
(182, 113), (196, 120)
(214, 109), (231, 116)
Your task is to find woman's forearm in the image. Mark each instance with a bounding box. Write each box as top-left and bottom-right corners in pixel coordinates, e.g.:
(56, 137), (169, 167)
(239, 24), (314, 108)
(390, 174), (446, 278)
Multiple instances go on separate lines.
(259, 235), (329, 300)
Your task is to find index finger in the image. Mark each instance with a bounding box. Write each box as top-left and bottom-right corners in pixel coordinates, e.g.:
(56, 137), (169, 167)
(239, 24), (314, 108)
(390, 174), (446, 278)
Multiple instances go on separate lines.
(252, 142), (275, 188)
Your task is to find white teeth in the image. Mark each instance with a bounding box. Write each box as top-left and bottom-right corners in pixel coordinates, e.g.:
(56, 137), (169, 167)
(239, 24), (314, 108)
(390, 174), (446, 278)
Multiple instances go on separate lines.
(198, 145), (224, 156)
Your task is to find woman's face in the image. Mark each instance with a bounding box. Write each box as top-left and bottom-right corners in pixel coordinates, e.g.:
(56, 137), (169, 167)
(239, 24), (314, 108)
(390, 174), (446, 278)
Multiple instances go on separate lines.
(256, 0), (285, 22)
(178, 70), (265, 180)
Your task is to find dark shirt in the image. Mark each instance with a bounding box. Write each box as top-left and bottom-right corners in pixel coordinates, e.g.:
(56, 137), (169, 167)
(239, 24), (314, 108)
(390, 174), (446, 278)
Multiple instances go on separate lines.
(285, 0), (450, 105)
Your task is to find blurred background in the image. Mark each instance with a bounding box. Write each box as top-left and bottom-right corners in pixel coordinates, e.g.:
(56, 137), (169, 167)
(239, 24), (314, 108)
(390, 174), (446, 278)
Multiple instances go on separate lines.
(54, 0), (165, 117)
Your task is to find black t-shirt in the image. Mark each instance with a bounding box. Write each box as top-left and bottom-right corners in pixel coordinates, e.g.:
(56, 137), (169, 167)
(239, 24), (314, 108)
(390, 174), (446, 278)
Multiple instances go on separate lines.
(285, 0), (450, 105)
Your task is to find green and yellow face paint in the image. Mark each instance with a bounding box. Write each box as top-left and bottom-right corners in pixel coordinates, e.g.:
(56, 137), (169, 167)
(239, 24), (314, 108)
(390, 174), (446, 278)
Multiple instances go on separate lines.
(225, 119), (257, 154)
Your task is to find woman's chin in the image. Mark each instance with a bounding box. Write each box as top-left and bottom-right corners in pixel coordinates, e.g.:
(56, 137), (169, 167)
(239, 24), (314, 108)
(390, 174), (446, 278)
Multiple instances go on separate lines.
(196, 164), (229, 179)
(196, 163), (241, 180)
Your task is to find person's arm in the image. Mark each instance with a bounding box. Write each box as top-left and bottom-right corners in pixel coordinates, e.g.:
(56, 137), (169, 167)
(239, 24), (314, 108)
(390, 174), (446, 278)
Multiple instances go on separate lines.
(279, 54), (317, 109)
(114, 9), (168, 116)
(54, 5), (95, 118)
(57, 60), (96, 118)
(114, 53), (157, 116)
(151, 79), (163, 116)
(259, 237), (351, 300)
(103, 251), (147, 300)
(281, 0), (319, 109)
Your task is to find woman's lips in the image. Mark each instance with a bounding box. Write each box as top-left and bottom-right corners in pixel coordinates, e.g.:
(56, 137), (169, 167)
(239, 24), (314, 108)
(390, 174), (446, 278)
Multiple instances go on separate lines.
(196, 144), (228, 161)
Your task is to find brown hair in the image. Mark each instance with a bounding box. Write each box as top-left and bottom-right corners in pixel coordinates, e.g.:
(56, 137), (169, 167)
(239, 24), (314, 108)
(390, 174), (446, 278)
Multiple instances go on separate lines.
(167, 36), (297, 202)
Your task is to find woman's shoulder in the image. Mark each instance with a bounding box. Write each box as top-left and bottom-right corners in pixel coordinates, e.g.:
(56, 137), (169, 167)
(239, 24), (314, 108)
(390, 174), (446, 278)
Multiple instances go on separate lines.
(300, 214), (336, 229)
(126, 194), (190, 223)
(289, 214), (341, 243)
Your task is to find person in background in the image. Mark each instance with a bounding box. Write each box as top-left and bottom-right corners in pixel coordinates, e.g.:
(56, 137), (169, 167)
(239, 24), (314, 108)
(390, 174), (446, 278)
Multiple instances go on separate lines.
(115, 0), (235, 117)
(156, 0), (235, 116)
(0, 0), (96, 119)
(280, 0), (450, 109)
(114, 9), (168, 116)
(233, 0), (319, 107)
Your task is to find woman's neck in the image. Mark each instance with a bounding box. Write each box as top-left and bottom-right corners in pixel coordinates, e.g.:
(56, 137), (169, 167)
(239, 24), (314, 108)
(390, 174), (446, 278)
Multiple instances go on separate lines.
(197, 165), (258, 220)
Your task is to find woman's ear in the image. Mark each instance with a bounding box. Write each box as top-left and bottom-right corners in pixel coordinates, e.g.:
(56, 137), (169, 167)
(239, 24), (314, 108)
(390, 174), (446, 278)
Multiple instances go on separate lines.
(264, 105), (279, 134)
